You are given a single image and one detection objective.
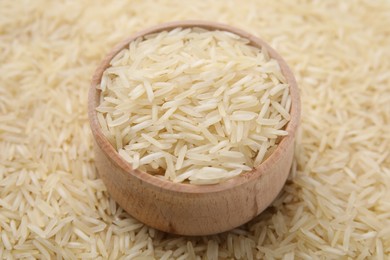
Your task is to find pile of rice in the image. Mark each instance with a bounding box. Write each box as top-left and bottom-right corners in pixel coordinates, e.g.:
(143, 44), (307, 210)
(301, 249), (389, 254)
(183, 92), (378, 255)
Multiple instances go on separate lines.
(1, 0), (389, 259)
(96, 27), (291, 184)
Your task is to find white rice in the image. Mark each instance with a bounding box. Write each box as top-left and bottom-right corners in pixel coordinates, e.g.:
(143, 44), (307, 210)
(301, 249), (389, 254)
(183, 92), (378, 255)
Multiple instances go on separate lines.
(1, 0), (389, 258)
(97, 28), (291, 184)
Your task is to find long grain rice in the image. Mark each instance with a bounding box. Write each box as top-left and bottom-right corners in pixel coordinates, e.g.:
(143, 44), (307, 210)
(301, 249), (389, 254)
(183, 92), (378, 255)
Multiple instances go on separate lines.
(96, 28), (292, 184)
(1, 0), (390, 258)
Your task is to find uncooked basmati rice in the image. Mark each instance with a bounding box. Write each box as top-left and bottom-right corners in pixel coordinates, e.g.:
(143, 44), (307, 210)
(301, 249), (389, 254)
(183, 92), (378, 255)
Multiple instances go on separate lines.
(1, 0), (390, 258)
(96, 28), (291, 184)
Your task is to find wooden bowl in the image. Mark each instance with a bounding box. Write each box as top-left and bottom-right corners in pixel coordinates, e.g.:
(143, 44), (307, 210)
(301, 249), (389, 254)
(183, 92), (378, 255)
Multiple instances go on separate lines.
(88, 20), (300, 236)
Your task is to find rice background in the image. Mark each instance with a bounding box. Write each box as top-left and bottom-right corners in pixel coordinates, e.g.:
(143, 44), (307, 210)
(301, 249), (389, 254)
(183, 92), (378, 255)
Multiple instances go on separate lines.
(1, 0), (389, 259)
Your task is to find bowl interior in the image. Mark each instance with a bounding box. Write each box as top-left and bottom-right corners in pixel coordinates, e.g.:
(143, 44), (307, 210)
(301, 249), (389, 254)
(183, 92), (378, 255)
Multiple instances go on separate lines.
(88, 20), (301, 194)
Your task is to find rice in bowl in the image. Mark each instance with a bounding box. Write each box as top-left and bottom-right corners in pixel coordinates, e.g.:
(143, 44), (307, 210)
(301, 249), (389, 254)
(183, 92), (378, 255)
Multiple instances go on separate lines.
(96, 27), (291, 185)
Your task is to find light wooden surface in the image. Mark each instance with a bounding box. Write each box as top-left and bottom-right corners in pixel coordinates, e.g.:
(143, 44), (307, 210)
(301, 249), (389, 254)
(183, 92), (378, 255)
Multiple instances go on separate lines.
(88, 20), (301, 236)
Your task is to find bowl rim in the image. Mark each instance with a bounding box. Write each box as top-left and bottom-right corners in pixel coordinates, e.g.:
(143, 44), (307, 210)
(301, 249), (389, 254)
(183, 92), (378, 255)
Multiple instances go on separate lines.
(88, 20), (301, 195)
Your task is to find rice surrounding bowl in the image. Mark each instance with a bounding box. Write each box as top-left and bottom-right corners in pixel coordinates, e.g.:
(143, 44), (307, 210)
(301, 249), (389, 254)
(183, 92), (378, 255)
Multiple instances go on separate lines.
(1, 0), (390, 258)
(96, 27), (292, 184)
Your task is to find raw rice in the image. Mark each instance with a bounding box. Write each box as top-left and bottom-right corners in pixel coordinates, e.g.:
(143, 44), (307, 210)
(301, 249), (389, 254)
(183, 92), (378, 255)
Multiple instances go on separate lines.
(97, 28), (291, 184)
(1, 0), (389, 258)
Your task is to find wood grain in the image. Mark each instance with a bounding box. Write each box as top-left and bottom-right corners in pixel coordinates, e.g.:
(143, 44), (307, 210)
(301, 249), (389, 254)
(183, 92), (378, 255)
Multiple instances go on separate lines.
(88, 20), (301, 236)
